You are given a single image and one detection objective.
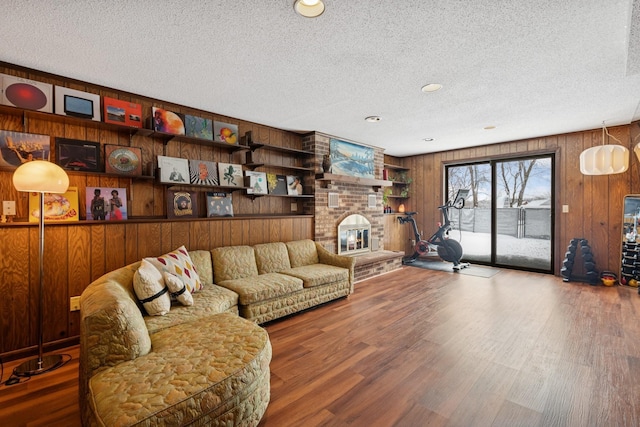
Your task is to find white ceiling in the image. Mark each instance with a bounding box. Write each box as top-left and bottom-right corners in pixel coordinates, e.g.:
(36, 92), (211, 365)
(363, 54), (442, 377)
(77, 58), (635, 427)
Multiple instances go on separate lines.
(1, 0), (640, 157)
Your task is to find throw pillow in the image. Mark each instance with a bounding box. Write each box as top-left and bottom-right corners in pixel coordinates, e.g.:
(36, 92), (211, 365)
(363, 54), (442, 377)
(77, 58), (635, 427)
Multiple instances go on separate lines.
(163, 271), (194, 306)
(146, 246), (203, 293)
(133, 259), (171, 316)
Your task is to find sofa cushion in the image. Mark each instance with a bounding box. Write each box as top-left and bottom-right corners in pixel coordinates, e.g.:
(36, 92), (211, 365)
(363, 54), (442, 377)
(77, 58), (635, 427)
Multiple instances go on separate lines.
(285, 239), (319, 267)
(133, 259), (171, 316)
(163, 271), (193, 306)
(254, 242), (291, 274)
(146, 246), (203, 293)
(212, 245), (259, 282)
(283, 264), (350, 288)
(218, 273), (303, 305)
(188, 249), (213, 286)
(144, 284), (239, 335)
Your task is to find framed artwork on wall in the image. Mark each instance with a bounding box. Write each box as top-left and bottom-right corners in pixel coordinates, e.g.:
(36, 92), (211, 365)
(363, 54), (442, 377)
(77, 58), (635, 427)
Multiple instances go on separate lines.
(329, 138), (375, 179)
(54, 86), (101, 121)
(103, 97), (143, 128)
(0, 73), (53, 113)
(218, 162), (243, 187)
(245, 171), (268, 195)
(188, 159), (218, 186)
(206, 192), (233, 217)
(213, 121), (238, 145)
(28, 186), (80, 223)
(0, 130), (50, 166)
(167, 190), (198, 219)
(55, 138), (101, 172)
(158, 155), (189, 184)
(86, 187), (128, 220)
(152, 107), (185, 135)
(105, 145), (143, 176)
(185, 114), (213, 140)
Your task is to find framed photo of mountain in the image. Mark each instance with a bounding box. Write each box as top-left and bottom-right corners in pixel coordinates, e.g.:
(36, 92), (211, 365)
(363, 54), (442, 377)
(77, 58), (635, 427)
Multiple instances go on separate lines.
(218, 162), (243, 187)
(267, 173), (288, 195)
(189, 159), (218, 186)
(167, 190), (198, 219)
(245, 171), (268, 195)
(206, 192), (233, 217)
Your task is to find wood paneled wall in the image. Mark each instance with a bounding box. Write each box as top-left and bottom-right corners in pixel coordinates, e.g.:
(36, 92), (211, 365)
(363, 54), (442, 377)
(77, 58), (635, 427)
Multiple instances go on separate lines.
(0, 63), (314, 358)
(399, 124), (640, 276)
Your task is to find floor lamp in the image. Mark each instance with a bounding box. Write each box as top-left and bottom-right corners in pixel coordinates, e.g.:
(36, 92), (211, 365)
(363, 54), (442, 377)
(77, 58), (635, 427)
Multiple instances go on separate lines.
(12, 160), (69, 376)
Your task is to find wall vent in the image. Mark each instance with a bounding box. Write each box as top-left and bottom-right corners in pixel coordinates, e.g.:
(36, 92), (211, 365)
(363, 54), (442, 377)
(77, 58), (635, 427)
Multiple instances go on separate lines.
(368, 194), (377, 209)
(328, 192), (339, 208)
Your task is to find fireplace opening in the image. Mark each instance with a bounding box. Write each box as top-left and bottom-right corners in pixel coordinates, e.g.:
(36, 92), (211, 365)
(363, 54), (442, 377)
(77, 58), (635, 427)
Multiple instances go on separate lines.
(338, 214), (371, 255)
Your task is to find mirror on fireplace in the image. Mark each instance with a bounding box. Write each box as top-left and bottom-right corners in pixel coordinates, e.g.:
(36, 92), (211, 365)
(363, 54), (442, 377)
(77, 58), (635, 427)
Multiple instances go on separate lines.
(620, 194), (640, 287)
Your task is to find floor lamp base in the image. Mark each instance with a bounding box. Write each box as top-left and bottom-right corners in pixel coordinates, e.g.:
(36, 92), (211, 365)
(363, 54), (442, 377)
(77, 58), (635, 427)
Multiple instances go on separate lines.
(13, 354), (64, 377)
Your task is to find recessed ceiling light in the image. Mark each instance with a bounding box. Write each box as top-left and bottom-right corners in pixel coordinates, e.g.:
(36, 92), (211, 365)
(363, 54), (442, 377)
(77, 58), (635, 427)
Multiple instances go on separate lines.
(294, 0), (325, 18)
(423, 137), (434, 142)
(421, 83), (442, 93)
(365, 116), (381, 122)
(483, 125), (496, 130)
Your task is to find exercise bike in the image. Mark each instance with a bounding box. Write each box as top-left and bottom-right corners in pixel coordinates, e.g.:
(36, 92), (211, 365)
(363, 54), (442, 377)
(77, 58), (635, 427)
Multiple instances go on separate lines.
(398, 189), (470, 271)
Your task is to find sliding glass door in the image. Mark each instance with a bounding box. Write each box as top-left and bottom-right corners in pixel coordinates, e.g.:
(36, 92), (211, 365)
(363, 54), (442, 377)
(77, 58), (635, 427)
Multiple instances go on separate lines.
(446, 154), (553, 272)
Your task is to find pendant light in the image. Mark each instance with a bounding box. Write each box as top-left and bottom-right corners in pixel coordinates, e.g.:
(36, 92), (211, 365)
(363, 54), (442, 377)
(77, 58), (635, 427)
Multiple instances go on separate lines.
(579, 122), (629, 175)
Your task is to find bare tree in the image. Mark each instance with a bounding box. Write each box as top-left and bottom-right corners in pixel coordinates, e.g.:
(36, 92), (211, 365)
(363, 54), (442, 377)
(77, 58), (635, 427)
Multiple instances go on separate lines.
(499, 159), (537, 207)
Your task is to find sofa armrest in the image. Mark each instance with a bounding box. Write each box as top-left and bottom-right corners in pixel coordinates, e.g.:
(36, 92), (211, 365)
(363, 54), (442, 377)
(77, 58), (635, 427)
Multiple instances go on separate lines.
(315, 243), (356, 292)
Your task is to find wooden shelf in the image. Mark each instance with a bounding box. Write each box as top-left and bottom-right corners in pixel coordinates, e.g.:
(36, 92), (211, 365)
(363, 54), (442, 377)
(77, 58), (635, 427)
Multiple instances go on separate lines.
(316, 173), (392, 189)
(244, 162), (314, 172)
(151, 130), (250, 152)
(243, 131), (314, 156)
(384, 163), (409, 171)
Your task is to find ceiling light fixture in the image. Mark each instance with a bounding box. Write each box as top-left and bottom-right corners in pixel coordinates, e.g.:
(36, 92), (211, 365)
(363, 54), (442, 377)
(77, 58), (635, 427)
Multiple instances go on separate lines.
(483, 125), (496, 130)
(580, 122), (629, 175)
(423, 137), (434, 142)
(421, 83), (442, 93)
(365, 116), (381, 122)
(294, 0), (325, 18)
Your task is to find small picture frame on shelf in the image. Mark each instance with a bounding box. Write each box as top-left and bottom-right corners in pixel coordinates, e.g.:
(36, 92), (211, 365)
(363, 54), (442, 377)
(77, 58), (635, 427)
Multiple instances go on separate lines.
(55, 137), (101, 172)
(54, 86), (101, 121)
(218, 162), (243, 187)
(188, 159), (218, 186)
(245, 171), (268, 195)
(151, 107), (185, 135)
(0, 130), (50, 166)
(0, 73), (53, 113)
(185, 114), (213, 140)
(167, 190), (198, 219)
(213, 121), (238, 145)
(158, 155), (190, 184)
(86, 187), (128, 220)
(105, 145), (143, 176)
(206, 192), (233, 217)
(267, 173), (288, 195)
(103, 97), (143, 128)
(286, 175), (303, 195)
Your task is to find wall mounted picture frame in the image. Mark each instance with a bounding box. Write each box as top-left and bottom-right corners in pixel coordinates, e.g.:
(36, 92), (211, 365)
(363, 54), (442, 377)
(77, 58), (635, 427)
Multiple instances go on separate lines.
(206, 192), (233, 217)
(0, 130), (50, 166)
(152, 107), (185, 135)
(55, 137), (101, 172)
(245, 171), (268, 195)
(54, 86), (101, 121)
(188, 159), (218, 186)
(287, 175), (303, 195)
(105, 145), (143, 176)
(28, 186), (80, 223)
(0, 73), (53, 113)
(167, 190), (198, 219)
(158, 155), (190, 184)
(267, 173), (288, 195)
(86, 187), (128, 221)
(103, 97), (143, 128)
(185, 114), (213, 140)
(218, 162), (243, 187)
(329, 138), (375, 179)
(213, 121), (238, 145)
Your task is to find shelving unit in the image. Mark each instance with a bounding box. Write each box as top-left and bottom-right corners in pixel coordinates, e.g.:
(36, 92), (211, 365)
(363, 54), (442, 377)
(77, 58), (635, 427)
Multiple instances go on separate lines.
(382, 163), (411, 212)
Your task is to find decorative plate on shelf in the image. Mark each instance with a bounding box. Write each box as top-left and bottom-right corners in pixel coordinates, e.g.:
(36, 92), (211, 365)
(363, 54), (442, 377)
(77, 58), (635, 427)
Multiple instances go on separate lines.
(105, 145), (142, 176)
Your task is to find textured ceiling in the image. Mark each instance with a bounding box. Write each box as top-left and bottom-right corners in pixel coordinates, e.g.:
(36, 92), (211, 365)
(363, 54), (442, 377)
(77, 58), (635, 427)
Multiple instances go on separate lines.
(1, 0), (640, 157)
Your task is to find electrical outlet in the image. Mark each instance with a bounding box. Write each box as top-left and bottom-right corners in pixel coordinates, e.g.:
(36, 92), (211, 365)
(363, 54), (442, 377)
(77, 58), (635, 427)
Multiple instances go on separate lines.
(70, 296), (81, 311)
(2, 201), (16, 216)
(291, 202), (297, 212)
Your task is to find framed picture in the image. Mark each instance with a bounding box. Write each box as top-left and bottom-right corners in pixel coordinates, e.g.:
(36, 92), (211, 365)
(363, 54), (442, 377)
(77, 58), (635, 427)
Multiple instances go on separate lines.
(167, 190), (198, 219)
(55, 138), (101, 172)
(0, 73), (53, 113)
(28, 186), (79, 223)
(105, 145), (143, 176)
(152, 107), (185, 135)
(185, 114), (213, 140)
(86, 187), (128, 220)
(267, 173), (288, 195)
(213, 121), (238, 145)
(245, 171), (268, 195)
(218, 162), (243, 187)
(206, 192), (233, 217)
(103, 97), (143, 128)
(287, 175), (303, 195)
(54, 86), (101, 121)
(188, 159), (218, 186)
(329, 138), (375, 179)
(158, 155), (190, 184)
(0, 130), (50, 166)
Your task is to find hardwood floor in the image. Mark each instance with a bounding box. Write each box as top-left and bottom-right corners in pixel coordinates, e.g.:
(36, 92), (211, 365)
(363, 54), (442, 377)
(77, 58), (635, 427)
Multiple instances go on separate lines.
(2, 266), (639, 426)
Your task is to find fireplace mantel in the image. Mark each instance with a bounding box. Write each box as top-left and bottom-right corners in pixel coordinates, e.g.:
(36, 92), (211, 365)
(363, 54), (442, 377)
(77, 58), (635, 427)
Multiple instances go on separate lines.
(316, 173), (392, 190)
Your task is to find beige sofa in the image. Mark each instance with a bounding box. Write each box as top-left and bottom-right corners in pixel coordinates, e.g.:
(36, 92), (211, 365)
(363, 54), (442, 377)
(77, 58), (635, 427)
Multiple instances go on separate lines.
(79, 240), (354, 426)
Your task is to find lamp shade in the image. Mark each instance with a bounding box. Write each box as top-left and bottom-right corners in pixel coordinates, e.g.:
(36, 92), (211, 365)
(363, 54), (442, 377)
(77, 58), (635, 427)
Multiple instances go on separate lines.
(12, 160), (69, 193)
(579, 145), (629, 175)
